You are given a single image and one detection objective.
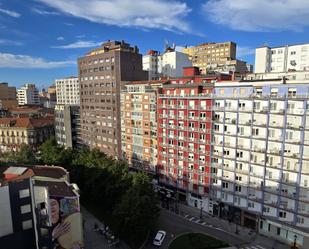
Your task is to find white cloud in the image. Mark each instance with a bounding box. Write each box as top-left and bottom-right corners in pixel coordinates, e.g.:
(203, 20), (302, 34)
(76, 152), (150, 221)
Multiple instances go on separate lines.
(237, 46), (255, 58)
(56, 36), (64, 41)
(64, 23), (74, 26)
(203, 0), (309, 32)
(32, 7), (59, 15)
(51, 40), (102, 49)
(0, 39), (23, 46)
(0, 8), (21, 18)
(37, 0), (191, 32)
(0, 53), (75, 68)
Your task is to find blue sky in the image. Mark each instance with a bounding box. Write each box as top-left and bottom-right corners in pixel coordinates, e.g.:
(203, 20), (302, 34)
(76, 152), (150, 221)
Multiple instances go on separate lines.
(0, 0), (309, 89)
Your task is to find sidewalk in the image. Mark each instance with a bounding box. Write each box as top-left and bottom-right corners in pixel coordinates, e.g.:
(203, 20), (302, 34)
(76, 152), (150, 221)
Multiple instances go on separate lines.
(81, 207), (131, 249)
(175, 203), (290, 249)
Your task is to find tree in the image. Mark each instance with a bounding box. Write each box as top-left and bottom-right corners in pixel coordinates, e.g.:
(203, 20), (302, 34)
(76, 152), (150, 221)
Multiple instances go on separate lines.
(39, 137), (65, 165)
(15, 144), (36, 165)
(112, 172), (160, 247)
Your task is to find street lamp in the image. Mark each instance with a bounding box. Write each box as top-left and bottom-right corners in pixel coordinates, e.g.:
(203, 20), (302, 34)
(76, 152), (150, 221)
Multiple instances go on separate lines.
(292, 234), (297, 249)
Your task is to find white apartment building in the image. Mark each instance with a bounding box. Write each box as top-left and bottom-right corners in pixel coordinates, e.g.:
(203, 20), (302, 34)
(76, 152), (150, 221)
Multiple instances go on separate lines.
(255, 43), (309, 73)
(143, 48), (192, 80)
(17, 84), (39, 105)
(142, 50), (160, 80)
(55, 77), (79, 105)
(211, 80), (309, 247)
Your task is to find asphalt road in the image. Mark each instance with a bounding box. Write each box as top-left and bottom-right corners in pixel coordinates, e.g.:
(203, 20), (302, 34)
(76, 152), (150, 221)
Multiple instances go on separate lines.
(144, 208), (248, 249)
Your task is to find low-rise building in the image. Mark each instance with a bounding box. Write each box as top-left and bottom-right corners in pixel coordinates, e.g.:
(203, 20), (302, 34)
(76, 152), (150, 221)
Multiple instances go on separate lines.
(0, 116), (54, 152)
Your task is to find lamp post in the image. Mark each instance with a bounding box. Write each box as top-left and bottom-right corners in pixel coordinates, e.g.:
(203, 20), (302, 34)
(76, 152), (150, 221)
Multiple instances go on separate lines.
(292, 234), (297, 249)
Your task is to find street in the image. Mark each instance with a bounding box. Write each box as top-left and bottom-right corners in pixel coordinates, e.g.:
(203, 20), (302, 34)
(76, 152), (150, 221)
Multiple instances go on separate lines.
(143, 208), (289, 249)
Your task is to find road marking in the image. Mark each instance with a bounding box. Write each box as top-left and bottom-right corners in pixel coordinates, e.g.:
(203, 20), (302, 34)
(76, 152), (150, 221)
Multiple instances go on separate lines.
(189, 217), (195, 221)
(184, 214), (189, 218)
(202, 222), (206, 225)
(194, 219), (200, 223)
(255, 246), (266, 249)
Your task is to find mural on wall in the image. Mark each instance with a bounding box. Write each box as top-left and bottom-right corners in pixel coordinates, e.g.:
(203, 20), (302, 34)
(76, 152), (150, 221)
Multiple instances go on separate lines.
(50, 196), (83, 249)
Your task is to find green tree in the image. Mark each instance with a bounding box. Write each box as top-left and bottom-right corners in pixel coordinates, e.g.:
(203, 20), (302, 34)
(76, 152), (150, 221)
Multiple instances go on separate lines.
(112, 172), (159, 247)
(39, 137), (64, 165)
(15, 144), (36, 165)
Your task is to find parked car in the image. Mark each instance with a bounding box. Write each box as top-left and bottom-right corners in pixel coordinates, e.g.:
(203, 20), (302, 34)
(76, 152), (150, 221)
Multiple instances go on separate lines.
(153, 230), (166, 246)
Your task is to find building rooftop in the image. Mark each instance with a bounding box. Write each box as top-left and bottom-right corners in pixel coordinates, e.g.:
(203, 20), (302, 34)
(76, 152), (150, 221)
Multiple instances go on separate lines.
(0, 165), (69, 185)
(34, 180), (77, 197)
(0, 116), (54, 129)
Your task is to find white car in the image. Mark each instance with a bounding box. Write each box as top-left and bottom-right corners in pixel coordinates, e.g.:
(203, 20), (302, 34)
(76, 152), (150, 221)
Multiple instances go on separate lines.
(153, 230), (166, 246)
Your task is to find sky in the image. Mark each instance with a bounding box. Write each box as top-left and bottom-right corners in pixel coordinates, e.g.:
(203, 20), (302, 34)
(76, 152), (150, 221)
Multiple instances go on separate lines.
(0, 0), (309, 89)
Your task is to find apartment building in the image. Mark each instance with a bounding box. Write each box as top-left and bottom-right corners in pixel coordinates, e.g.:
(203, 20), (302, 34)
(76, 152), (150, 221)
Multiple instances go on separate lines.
(78, 40), (147, 158)
(211, 80), (309, 247)
(0, 165), (82, 249)
(121, 80), (167, 173)
(255, 43), (309, 73)
(247, 71), (309, 81)
(17, 84), (39, 106)
(0, 116), (54, 152)
(183, 42), (238, 74)
(143, 47), (192, 80)
(0, 83), (18, 109)
(142, 50), (160, 80)
(157, 81), (213, 209)
(55, 77), (79, 105)
(55, 105), (80, 148)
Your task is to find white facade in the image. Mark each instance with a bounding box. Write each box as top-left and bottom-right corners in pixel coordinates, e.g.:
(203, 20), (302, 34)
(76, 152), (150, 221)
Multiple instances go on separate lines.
(55, 77), (79, 105)
(159, 50), (192, 78)
(247, 71), (309, 81)
(143, 50), (192, 79)
(255, 44), (309, 73)
(143, 54), (160, 80)
(211, 82), (309, 247)
(17, 84), (39, 105)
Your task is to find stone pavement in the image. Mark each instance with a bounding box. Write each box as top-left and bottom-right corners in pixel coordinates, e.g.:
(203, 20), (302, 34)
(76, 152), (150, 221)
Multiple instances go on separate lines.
(81, 207), (131, 249)
(171, 203), (290, 249)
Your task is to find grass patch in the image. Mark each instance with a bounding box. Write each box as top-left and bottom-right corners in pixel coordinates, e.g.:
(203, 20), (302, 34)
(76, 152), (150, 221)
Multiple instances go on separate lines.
(169, 233), (229, 249)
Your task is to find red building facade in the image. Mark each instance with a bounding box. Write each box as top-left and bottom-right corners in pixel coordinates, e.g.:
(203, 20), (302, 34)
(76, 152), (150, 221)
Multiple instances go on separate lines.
(157, 83), (213, 197)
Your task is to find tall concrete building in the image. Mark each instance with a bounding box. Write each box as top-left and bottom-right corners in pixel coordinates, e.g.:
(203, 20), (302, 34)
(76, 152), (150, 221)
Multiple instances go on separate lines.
(55, 77), (79, 105)
(55, 77), (80, 148)
(183, 42), (239, 74)
(55, 105), (80, 148)
(255, 43), (309, 73)
(210, 80), (309, 246)
(121, 80), (167, 173)
(0, 83), (18, 109)
(17, 84), (39, 106)
(78, 40), (147, 158)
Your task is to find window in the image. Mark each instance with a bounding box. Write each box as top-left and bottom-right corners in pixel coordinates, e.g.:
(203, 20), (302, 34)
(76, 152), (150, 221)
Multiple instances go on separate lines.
(252, 128), (259, 136)
(235, 185), (242, 192)
(291, 51), (296, 55)
(21, 204), (31, 214)
(222, 182), (229, 188)
(279, 211), (286, 218)
(22, 220), (32, 230)
(19, 189), (30, 199)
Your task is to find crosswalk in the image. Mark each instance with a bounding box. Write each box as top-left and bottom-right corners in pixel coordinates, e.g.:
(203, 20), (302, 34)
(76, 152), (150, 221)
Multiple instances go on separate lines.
(239, 245), (266, 249)
(169, 209), (268, 249)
